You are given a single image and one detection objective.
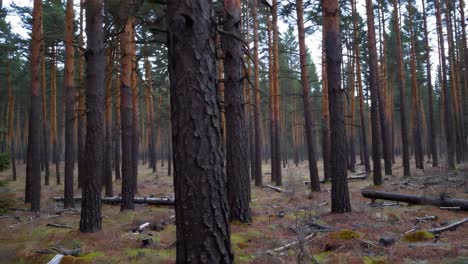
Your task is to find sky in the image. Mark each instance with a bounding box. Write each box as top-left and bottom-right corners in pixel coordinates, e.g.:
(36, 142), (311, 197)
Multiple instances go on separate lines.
(3, 0), (443, 84)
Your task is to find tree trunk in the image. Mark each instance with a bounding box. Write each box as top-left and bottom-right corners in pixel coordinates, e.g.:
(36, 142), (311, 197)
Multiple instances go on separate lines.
(408, 0), (424, 170)
(252, 0), (263, 187)
(79, 0), (104, 233)
(131, 28), (139, 194)
(445, 0), (466, 163)
(223, 0), (251, 223)
(267, 13), (276, 183)
(352, 0), (370, 174)
(7, 58), (16, 181)
(144, 59), (156, 173)
(77, 0), (86, 187)
(120, 17), (135, 211)
(26, 0), (43, 212)
(64, 0), (75, 209)
(167, 0), (233, 262)
(272, 0), (282, 186)
(324, 0), (351, 213)
(296, 0), (320, 192)
(434, 0), (455, 168)
(113, 67), (121, 180)
(392, 0), (411, 176)
(322, 24), (332, 180)
(365, 0), (383, 184)
(41, 43), (50, 186)
(104, 46), (114, 197)
(421, 0), (438, 167)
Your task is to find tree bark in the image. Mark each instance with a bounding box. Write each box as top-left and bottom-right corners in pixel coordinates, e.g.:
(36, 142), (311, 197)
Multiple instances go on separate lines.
(421, 0), (438, 167)
(296, 0), (320, 192)
(392, 0), (411, 176)
(27, 0), (43, 212)
(77, 0), (86, 187)
(434, 0), (455, 168)
(120, 17), (135, 211)
(6, 58), (16, 181)
(252, 0), (263, 187)
(104, 46), (114, 197)
(408, 0), (424, 170)
(324, 0), (351, 213)
(64, 0), (75, 209)
(167, 0), (233, 262)
(354, 2), (365, 171)
(131, 27), (139, 194)
(41, 43), (50, 186)
(322, 24), (332, 180)
(223, 0), (251, 223)
(79, 0), (104, 233)
(272, 0), (282, 186)
(267, 13), (276, 183)
(365, 0), (383, 184)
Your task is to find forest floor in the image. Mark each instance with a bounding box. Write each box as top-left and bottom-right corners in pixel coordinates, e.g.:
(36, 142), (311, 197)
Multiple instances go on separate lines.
(0, 159), (467, 264)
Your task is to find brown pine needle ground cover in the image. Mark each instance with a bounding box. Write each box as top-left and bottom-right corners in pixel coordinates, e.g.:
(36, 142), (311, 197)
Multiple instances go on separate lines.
(0, 159), (467, 263)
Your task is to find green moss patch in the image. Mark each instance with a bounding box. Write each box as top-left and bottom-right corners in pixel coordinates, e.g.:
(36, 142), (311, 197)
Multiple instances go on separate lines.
(330, 230), (361, 240)
(363, 255), (388, 264)
(313, 251), (331, 263)
(402, 230), (434, 242)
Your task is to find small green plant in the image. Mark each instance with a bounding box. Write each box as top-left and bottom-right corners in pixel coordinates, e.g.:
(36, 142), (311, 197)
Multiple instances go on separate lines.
(0, 153), (10, 172)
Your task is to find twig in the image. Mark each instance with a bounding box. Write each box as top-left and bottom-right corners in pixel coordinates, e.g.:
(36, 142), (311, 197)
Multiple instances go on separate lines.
(46, 223), (73, 229)
(428, 218), (468, 234)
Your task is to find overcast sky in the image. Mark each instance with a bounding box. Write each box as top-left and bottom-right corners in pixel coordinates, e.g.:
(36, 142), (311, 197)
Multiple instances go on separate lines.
(3, 0), (443, 84)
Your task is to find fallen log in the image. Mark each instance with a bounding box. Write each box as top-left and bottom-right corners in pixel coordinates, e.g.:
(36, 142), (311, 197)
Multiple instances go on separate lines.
(361, 189), (468, 211)
(308, 174), (368, 185)
(53, 196), (174, 206)
(47, 254), (64, 264)
(264, 184), (291, 193)
(427, 218), (468, 234)
(46, 223), (73, 229)
(132, 222), (150, 233)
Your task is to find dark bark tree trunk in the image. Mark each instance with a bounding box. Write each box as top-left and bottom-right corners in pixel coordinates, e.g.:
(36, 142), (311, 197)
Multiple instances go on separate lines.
(365, 0), (383, 184)
(7, 59), (16, 181)
(79, 0), (104, 233)
(252, 0), (263, 187)
(408, 0), (424, 170)
(392, 0), (411, 176)
(370, 1), (392, 176)
(120, 17), (135, 211)
(434, 0), (455, 168)
(41, 44), (50, 186)
(27, 0), (43, 212)
(323, 0), (351, 213)
(272, 0), (282, 186)
(167, 0), (233, 262)
(104, 46), (114, 197)
(322, 26), (332, 181)
(144, 59), (156, 173)
(77, 0), (86, 188)
(131, 30), (139, 194)
(357, 9), (369, 166)
(460, 0), (468, 130)
(296, 0), (320, 192)
(114, 70), (121, 180)
(50, 46), (60, 186)
(421, 0), (438, 167)
(445, 0), (466, 163)
(267, 13), (276, 183)
(64, 0), (75, 209)
(223, 0), (251, 223)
